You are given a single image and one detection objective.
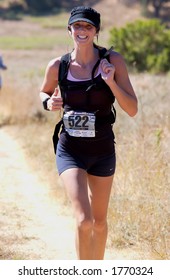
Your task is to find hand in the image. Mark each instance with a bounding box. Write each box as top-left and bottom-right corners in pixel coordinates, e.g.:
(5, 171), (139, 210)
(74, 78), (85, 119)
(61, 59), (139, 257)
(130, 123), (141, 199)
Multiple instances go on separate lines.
(47, 88), (63, 111)
(100, 58), (115, 85)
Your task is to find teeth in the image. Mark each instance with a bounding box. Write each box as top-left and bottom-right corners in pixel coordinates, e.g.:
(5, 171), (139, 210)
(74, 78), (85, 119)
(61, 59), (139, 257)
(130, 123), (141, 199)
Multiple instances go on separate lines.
(78, 35), (87, 39)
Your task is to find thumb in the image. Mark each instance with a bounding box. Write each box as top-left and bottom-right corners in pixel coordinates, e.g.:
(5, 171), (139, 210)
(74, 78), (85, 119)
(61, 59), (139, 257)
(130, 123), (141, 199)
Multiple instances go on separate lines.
(53, 87), (59, 96)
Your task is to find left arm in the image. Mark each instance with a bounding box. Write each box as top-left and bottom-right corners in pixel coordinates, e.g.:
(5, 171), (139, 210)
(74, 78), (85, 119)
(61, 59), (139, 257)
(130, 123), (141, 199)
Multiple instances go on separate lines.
(100, 51), (138, 117)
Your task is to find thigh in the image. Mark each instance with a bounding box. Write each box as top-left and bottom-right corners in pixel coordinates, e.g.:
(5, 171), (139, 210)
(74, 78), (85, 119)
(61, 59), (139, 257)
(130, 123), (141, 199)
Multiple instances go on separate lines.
(56, 142), (85, 176)
(60, 168), (92, 221)
(88, 175), (114, 221)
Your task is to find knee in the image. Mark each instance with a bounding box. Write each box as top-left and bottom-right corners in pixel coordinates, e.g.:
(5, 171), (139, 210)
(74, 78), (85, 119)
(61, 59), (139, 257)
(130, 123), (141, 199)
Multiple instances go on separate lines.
(93, 220), (107, 232)
(77, 217), (93, 232)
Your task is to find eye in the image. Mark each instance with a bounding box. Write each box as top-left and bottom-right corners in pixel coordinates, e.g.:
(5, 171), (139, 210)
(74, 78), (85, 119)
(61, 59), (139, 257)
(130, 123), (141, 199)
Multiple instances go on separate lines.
(86, 24), (93, 30)
(72, 23), (94, 30)
(73, 23), (80, 29)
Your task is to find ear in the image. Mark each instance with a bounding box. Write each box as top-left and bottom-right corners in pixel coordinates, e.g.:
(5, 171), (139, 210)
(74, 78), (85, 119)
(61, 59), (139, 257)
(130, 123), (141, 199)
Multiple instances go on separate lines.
(67, 25), (72, 36)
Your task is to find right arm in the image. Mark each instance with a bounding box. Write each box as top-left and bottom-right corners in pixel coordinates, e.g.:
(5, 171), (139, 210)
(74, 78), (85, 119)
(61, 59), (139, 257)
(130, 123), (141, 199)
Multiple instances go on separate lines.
(39, 57), (63, 111)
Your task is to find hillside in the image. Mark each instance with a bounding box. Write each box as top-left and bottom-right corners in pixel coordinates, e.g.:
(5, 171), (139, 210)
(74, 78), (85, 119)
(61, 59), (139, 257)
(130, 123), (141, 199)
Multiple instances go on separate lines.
(0, 0), (170, 26)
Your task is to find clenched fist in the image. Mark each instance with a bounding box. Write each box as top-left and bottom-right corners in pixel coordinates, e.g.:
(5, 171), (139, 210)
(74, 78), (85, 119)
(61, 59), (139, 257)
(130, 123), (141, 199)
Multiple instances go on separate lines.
(100, 58), (115, 86)
(47, 88), (63, 111)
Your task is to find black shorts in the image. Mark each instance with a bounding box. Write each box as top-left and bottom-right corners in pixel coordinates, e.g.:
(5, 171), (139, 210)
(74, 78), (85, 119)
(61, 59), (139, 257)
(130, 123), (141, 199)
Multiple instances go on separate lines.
(56, 142), (116, 177)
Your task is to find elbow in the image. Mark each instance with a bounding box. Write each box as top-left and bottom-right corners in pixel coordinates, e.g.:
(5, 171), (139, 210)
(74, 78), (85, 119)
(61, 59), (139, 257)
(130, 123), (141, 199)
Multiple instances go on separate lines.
(128, 102), (138, 117)
(128, 110), (137, 117)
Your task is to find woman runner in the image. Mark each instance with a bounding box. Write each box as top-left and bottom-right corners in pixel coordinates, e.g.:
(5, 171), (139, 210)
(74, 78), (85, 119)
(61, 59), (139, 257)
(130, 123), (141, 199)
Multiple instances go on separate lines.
(39, 6), (138, 260)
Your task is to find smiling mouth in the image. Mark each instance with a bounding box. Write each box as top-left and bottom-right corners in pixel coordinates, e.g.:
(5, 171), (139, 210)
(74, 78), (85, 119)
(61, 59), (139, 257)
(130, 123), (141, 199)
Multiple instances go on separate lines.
(77, 35), (88, 39)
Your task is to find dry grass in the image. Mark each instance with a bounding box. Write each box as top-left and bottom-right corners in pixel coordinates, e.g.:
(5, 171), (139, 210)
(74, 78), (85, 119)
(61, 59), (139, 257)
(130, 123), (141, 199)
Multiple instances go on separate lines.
(108, 74), (170, 259)
(1, 60), (169, 259)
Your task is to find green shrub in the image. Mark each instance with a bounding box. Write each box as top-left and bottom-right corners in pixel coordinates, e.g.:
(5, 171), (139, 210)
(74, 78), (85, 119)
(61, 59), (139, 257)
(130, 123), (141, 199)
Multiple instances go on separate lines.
(109, 19), (170, 73)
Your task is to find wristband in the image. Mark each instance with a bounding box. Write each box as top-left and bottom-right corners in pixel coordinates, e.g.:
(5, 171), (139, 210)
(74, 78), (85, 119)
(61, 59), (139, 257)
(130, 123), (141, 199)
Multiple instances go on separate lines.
(42, 98), (50, 111)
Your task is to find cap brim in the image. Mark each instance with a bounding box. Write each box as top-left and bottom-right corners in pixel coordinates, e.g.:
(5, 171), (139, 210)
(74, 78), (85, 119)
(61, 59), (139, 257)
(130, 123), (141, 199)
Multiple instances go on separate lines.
(68, 18), (96, 27)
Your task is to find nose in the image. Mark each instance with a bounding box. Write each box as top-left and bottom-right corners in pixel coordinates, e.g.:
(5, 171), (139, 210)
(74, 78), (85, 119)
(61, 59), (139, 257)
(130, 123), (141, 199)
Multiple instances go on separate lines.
(79, 25), (86, 31)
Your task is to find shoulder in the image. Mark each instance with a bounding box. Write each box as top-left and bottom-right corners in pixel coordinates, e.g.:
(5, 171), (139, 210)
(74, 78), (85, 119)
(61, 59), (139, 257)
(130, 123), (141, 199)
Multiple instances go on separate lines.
(46, 56), (61, 72)
(109, 50), (128, 73)
(109, 50), (126, 65)
(45, 56), (66, 79)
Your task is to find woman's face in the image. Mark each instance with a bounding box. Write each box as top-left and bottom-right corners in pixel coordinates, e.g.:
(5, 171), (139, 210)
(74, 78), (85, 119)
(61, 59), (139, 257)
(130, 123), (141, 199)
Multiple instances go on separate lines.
(69, 21), (97, 45)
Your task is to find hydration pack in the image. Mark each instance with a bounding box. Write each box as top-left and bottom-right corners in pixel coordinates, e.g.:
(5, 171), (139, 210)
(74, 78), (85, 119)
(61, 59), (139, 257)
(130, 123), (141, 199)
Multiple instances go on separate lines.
(53, 46), (116, 153)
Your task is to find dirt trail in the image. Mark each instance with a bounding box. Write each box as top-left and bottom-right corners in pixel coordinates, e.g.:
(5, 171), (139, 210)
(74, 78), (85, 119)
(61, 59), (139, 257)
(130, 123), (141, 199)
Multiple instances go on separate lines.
(0, 127), (76, 260)
(0, 127), (153, 260)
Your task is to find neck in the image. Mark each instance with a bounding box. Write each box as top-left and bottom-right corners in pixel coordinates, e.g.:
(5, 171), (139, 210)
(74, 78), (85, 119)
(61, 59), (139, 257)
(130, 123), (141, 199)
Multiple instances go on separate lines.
(71, 45), (99, 67)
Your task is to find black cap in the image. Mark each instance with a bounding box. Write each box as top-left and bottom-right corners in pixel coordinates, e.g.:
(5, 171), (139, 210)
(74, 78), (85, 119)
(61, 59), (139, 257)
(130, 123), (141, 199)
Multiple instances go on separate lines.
(68, 6), (100, 30)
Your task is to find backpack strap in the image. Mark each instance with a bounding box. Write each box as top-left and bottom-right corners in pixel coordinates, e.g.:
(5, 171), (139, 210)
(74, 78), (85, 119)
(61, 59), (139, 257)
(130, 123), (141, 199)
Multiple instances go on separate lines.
(58, 52), (71, 86)
(53, 53), (71, 154)
(86, 46), (113, 91)
(98, 46), (116, 124)
(92, 46), (113, 79)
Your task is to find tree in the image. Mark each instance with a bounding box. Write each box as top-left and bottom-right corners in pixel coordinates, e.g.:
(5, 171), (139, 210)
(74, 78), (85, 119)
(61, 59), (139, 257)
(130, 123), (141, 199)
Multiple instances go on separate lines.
(142, 0), (169, 17)
(152, 0), (164, 17)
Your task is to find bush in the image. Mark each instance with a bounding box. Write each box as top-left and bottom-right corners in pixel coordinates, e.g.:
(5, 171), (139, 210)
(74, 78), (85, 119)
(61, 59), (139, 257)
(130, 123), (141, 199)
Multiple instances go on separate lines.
(109, 19), (170, 73)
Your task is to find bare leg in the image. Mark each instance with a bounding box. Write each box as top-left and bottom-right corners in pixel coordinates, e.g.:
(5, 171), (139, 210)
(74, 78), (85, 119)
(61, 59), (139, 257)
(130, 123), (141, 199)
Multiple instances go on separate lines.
(88, 174), (114, 260)
(60, 168), (93, 260)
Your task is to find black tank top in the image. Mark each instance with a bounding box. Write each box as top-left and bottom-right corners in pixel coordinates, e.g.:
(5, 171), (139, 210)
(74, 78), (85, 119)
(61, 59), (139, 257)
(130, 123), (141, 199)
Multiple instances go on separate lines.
(59, 69), (116, 156)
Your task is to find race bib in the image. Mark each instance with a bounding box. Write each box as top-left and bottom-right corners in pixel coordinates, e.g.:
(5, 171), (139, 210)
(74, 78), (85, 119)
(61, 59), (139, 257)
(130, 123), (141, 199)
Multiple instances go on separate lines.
(63, 111), (96, 137)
